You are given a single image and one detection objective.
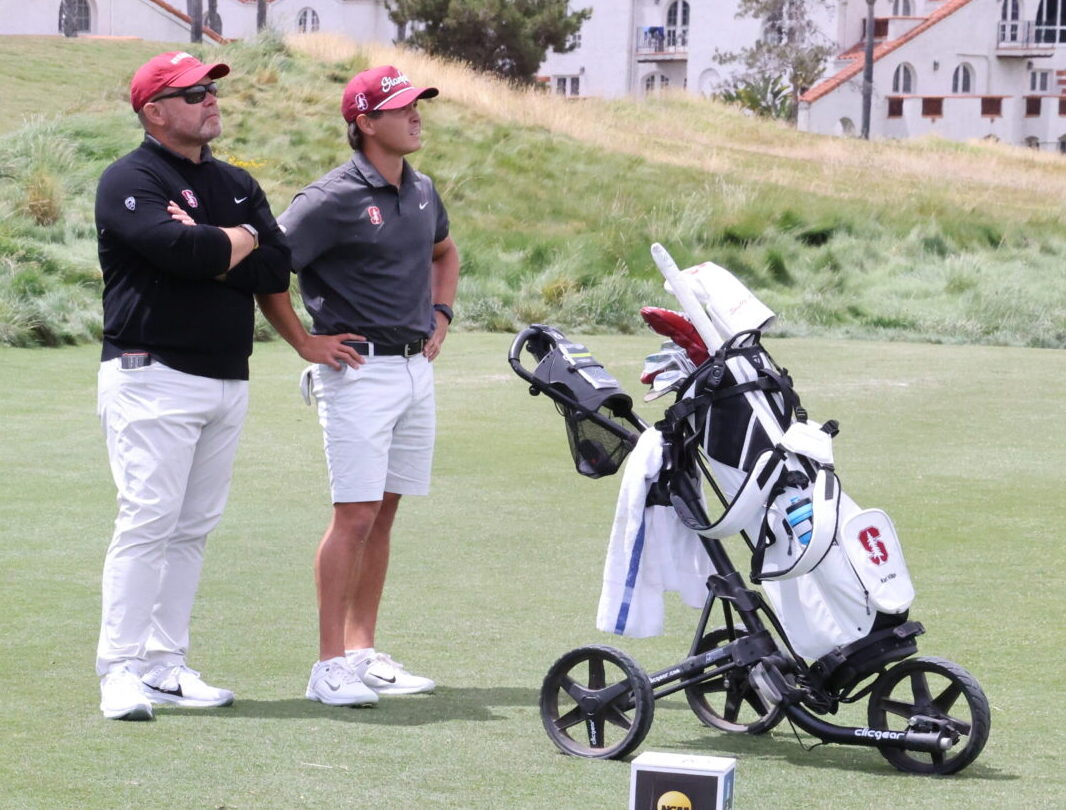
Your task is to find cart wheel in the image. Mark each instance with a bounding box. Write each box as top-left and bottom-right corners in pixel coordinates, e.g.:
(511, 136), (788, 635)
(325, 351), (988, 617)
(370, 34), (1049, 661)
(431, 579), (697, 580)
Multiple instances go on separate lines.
(867, 656), (990, 775)
(540, 644), (654, 759)
(684, 628), (784, 735)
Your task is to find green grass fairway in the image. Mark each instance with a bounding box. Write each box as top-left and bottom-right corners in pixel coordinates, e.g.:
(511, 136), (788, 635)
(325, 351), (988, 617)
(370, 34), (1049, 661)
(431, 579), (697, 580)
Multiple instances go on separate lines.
(1, 334), (1064, 809)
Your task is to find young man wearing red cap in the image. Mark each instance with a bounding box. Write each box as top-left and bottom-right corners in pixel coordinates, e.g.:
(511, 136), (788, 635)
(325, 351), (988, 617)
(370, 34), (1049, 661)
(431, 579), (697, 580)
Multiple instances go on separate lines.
(94, 51), (290, 720)
(258, 65), (460, 706)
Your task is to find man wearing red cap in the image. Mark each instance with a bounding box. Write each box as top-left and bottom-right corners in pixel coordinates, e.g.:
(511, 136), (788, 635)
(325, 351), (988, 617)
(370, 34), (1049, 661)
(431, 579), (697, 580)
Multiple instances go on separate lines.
(94, 51), (290, 720)
(258, 65), (459, 706)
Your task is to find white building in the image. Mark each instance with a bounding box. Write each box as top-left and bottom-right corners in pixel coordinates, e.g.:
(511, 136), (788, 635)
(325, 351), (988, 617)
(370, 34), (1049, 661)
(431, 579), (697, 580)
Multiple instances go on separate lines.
(0, 0), (401, 44)
(799, 0), (1066, 151)
(7, 0), (1066, 149)
(538, 0), (814, 98)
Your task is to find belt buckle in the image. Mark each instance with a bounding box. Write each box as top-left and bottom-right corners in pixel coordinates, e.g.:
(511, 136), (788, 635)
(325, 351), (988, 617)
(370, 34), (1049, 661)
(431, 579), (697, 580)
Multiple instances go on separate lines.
(403, 341), (419, 358)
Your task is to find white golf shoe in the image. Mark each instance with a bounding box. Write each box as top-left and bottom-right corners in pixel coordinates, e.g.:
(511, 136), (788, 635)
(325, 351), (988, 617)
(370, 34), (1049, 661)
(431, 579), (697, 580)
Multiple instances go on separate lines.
(306, 657), (378, 707)
(349, 650), (435, 695)
(100, 666), (153, 721)
(141, 664), (234, 708)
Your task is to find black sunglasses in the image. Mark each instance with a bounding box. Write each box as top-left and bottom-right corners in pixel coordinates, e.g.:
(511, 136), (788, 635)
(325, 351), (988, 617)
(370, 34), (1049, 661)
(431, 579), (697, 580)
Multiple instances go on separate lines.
(151, 82), (219, 105)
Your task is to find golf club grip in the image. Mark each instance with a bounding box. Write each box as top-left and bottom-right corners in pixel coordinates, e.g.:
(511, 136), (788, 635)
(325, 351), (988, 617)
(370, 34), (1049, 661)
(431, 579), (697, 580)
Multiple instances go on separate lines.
(650, 243), (725, 353)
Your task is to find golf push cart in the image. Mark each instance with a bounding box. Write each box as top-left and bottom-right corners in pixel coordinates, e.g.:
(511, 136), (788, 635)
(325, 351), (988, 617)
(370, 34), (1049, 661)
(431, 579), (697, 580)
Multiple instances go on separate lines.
(507, 243), (990, 776)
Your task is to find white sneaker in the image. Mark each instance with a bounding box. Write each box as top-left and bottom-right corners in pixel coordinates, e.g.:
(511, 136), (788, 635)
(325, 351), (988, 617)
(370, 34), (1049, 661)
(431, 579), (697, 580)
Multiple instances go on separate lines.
(100, 667), (153, 721)
(141, 664), (234, 708)
(306, 657), (378, 707)
(350, 650), (435, 695)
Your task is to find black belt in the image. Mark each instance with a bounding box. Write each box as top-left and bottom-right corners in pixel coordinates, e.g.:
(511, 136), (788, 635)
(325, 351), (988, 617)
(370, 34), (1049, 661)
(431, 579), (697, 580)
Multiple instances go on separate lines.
(343, 339), (426, 357)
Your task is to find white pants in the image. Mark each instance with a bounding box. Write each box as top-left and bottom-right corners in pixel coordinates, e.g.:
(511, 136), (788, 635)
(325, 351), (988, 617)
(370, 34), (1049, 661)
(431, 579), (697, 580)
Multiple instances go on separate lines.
(96, 359), (247, 676)
(306, 354), (435, 503)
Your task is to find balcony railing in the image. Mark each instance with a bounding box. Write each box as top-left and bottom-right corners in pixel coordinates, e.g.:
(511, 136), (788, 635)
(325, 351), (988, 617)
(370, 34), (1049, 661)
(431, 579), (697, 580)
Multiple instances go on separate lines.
(635, 26), (689, 57)
(997, 20), (1058, 50)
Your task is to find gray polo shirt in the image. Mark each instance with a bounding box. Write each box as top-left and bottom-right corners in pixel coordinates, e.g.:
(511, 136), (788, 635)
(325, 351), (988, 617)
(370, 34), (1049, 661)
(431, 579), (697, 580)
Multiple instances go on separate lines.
(279, 151), (449, 345)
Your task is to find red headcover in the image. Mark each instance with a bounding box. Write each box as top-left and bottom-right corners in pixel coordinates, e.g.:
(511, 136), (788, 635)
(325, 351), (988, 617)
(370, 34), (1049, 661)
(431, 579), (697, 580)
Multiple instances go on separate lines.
(640, 307), (709, 366)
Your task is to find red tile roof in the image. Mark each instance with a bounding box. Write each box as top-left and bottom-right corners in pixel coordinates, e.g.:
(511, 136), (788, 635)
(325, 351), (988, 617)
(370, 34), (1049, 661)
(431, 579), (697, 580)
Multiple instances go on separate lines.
(801, 0), (976, 103)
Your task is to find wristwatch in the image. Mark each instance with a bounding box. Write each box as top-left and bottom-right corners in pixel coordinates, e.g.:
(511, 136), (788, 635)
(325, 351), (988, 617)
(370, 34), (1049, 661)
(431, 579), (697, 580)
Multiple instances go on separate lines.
(433, 303), (454, 323)
(238, 223), (259, 250)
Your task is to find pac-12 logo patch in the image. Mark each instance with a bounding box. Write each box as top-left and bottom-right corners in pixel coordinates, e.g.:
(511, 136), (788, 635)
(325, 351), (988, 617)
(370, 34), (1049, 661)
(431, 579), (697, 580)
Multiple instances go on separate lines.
(181, 189), (199, 209)
(124, 196), (136, 211)
(367, 205), (383, 225)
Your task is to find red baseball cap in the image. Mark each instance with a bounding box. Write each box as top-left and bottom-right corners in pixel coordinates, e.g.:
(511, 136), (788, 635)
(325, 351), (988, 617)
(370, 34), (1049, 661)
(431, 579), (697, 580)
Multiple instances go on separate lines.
(130, 51), (230, 112)
(341, 65), (439, 122)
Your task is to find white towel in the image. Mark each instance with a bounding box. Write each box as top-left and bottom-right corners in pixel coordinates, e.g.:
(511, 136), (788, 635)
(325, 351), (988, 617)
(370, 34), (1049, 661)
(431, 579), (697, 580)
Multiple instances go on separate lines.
(596, 428), (713, 638)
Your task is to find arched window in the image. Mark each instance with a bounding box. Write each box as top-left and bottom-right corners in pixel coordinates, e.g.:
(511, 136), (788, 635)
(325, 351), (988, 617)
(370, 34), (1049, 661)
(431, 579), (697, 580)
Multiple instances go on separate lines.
(892, 0), (913, 15)
(1058, 135), (1066, 153)
(297, 7), (319, 33)
(204, 10), (222, 35)
(698, 68), (720, 96)
(952, 63), (974, 93)
(1000, 0), (1021, 41)
(838, 117), (856, 136)
(1036, 0), (1066, 43)
(1025, 136), (1041, 149)
(892, 63), (915, 94)
(666, 1), (689, 48)
(57, 0), (91, 34)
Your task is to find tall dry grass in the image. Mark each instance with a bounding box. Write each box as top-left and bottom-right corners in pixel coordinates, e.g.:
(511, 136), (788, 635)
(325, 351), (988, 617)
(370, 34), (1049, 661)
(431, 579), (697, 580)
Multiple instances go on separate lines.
(287, 33), (1066, 224)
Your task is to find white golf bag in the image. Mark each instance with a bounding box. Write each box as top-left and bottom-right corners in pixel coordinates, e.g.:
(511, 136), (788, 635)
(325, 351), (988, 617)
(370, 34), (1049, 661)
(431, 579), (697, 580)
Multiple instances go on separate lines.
(651, 245), (915, 660)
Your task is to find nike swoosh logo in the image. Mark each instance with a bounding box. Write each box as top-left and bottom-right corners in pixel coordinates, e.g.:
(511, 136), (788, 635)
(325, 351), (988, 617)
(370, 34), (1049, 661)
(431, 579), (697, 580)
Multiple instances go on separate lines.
(419, 201), (429, 210)
(234, 196), (248, 204)
(325, 680), (342, 691)
(368, 669), (396, 683)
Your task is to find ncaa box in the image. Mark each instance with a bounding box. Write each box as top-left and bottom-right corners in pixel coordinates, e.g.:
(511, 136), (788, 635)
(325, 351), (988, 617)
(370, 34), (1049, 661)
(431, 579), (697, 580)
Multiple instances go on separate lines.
(630, 751), (736, 810)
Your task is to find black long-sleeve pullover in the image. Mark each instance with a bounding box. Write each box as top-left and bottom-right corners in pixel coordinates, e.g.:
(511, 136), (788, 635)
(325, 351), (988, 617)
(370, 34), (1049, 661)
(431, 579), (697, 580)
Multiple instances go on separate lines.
(96, 136), (291, 379)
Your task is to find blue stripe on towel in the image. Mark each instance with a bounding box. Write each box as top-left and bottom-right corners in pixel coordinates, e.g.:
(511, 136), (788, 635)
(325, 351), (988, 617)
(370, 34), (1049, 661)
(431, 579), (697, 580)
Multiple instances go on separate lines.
(614, 512), (647, 634)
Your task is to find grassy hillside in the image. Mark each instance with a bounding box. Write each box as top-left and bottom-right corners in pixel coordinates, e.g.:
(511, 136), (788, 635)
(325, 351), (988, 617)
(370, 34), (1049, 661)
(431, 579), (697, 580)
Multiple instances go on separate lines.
(2, 33), (1065, 347)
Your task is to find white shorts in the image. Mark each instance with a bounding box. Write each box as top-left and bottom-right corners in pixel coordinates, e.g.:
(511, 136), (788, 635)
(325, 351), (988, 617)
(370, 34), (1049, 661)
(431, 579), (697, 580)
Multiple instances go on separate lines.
(305, 354), (435, 503)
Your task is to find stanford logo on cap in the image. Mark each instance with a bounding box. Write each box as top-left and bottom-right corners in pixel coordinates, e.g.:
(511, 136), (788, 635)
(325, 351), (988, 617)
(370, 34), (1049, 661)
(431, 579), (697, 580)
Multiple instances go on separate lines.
(355, 93), (369, 112)
(181, 189), (199, 209)
(367, 206), (383, 225)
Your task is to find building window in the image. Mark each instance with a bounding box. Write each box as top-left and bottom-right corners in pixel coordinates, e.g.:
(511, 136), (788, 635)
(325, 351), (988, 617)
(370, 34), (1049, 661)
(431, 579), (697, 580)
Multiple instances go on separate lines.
(297, 7), (319, 33)
(892, 63), (915, 94)
(644, 73), (670, 94)
(981, 97), (1003, 116)
(951, 63), (973, 94)
(567, 32), (582, 49)
(555, 76), (580, 97)
(838, 117), (856, 136)
(1000, 0), (1021, 41)
(892, 0), (913, 15)
(204, 10), (222, 35)
(1025, 136), (1041, 148)
(666, 1), (690, 48)
(922, 97), (943, 117)
(1026, 96), (1043, 116)
(1036, 0), (1066, 43)
(1059, 135), (1066, 152)
(887, 97), (904, 117)
(1060, 97), (1066, 115)
(1031, 70), (1051, 92)
(57, 0), (91, 34)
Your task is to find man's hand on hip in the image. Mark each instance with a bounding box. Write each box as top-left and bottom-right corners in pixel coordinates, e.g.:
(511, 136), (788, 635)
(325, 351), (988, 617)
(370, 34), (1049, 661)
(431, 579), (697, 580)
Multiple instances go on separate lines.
(297, 333), (366, 370)
(424, 315), (449, 362)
